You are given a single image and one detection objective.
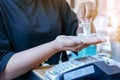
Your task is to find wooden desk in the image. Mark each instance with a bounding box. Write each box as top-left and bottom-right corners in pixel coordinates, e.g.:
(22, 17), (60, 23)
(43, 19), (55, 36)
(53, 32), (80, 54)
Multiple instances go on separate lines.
(32, 65), (54, 80)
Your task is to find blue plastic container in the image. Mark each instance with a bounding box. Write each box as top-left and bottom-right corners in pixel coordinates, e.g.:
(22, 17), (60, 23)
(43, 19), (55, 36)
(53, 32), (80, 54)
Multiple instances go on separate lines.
(69, 45), (96, 59)
(78, 45), (96, 58)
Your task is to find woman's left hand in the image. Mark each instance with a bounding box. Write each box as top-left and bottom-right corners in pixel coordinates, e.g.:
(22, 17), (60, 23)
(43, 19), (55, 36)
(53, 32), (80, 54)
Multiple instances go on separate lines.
(54, 35), (106, 52)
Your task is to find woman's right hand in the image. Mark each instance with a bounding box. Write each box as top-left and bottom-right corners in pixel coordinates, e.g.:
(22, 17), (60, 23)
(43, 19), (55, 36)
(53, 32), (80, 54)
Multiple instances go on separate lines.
(54, 35), (106, 52)
(77, 1), (97, 22)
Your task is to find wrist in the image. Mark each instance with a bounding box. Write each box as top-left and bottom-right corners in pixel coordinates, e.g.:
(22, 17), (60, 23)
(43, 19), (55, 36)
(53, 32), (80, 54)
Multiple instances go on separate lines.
(50, 40), (62, 52)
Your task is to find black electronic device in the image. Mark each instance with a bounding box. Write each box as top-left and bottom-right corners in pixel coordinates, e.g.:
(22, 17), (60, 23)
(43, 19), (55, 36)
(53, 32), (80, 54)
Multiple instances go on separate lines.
(62, 61), (120, 80)
(45, 56), (120, 80)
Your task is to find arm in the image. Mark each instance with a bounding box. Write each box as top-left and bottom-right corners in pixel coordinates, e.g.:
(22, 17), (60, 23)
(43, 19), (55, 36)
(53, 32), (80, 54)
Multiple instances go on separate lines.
(0, 34), (106, 80)
(0, 12), (60, 79)
(0, 2), (104, 79)
(0, 40), (59, 80)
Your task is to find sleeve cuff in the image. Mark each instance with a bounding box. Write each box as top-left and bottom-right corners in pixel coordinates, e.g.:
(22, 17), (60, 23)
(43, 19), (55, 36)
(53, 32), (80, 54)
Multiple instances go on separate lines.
(0, 52), (14, 73)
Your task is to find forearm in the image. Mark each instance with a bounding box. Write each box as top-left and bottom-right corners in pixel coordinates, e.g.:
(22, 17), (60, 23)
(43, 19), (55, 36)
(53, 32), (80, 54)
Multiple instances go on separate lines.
(0, 41), (59, 80)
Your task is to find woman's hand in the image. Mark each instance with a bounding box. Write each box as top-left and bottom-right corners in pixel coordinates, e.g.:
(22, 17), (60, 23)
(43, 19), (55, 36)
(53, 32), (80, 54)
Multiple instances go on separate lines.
(54, 35), (106, 52)
(77, 1), (97, 34)
(54, 35), (82, 51)
(77, 1), (97, 22)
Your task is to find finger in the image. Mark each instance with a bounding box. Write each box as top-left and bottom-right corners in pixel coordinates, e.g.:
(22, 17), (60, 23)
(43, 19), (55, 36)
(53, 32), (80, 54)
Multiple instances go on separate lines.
(87, 37), (106, 45)
(91, 3), (96, 17)
(77, 3), (85, 20)
(62, 44), (81, 51)
(91, 3), (97, 20)
(70, 36), (83, 44)
(97, 37), (107, 43)
(74, 43), (90, 51)
(90, 37), (101, 44)
(63, 36), (82, 47)
(63, 43), (89, 52)
(80, 36), (106, 45)
(80, 37), (92, 44)
(85, 2), (92, 19)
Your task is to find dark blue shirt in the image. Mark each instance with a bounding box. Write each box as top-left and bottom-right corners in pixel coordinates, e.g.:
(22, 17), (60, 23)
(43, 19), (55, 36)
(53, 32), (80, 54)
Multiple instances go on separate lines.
(0, 0), (78, 79)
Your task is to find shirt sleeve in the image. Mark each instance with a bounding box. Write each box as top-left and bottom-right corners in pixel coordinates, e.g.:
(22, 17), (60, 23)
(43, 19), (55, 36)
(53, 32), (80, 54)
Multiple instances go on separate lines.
(59, 0), (78, 35)
(0, 12), (14, 73)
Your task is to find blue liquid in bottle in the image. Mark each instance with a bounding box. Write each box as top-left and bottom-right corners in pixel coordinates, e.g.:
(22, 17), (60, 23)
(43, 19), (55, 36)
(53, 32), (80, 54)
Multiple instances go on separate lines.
(78, 45), (96, 58)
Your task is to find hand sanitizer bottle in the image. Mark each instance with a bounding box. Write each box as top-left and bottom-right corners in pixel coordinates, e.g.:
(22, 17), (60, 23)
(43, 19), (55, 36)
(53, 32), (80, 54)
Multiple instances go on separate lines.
(77, 22), (96, 58)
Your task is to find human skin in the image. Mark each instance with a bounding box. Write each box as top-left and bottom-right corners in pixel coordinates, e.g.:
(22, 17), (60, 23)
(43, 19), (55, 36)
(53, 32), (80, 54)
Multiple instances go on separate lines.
(0, 35), (106, 80)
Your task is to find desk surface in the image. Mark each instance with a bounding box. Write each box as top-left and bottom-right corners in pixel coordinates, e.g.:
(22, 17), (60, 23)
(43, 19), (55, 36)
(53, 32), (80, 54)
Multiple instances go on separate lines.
(32, 65), (54, 80)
